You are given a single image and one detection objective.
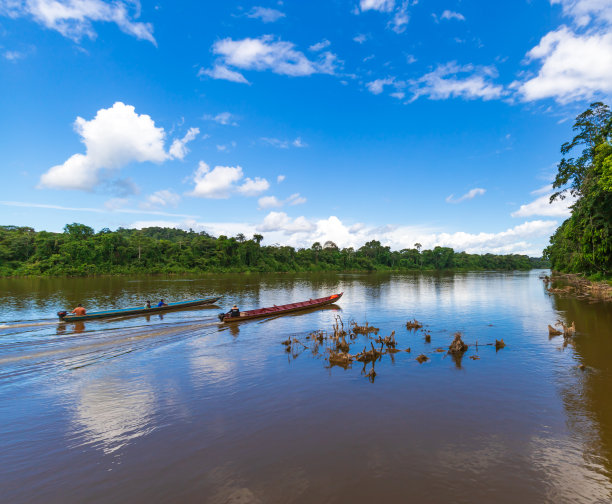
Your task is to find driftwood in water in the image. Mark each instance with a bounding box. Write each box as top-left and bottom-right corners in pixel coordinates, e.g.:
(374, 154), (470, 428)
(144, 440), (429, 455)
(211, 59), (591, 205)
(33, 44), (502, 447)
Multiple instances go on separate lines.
(355, 342), (383, 363)
(351, 321), (379, 336)
(375, 330), (397, 348)
(328, 349), (353, 368)
(424, 332), (431, 343)
(548, 325), (562, 336)
(448, 332), (468, 354)
(495, 339), (506, 350)
(416, 354), (429, 363)
(406, 319), (423, 330)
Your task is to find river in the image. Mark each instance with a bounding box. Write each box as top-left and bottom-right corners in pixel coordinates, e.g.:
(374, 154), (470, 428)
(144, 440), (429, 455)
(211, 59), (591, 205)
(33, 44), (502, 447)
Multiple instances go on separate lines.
(0, 271), (610, 503)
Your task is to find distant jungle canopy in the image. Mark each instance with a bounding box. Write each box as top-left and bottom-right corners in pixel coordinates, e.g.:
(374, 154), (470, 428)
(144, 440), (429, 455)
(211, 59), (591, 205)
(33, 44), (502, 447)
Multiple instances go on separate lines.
(0, 224), (547, 277)
(544, 102), (612, 280)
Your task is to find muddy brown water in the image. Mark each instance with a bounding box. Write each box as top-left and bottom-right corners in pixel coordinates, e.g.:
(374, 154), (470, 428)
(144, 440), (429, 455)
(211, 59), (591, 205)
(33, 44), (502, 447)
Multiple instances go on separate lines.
(0, 271), (611, 503)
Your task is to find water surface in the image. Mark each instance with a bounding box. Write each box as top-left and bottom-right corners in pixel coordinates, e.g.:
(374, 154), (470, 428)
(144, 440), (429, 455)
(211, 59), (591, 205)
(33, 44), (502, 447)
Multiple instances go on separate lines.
(1, 271), (610, 503)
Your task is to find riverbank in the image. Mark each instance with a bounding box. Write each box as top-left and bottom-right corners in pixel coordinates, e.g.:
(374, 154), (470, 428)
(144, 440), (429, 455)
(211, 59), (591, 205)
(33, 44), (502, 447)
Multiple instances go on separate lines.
(544, 272), (612, 302)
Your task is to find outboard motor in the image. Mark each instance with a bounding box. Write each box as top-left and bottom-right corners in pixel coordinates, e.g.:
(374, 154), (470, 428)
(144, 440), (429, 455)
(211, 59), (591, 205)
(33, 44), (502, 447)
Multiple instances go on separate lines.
(217, 312), (226, 322)
(57, 311), (67, 320)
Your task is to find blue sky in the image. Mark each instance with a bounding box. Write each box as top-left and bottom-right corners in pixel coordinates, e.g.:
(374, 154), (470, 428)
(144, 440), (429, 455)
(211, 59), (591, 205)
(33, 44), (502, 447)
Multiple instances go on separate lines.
(1, 0), (611, 255)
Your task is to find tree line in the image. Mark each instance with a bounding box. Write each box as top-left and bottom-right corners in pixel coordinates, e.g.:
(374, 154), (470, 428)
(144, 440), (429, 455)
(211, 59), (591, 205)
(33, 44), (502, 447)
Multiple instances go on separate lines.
(544, 102), (612, 280)
(0, 223), (547, 276)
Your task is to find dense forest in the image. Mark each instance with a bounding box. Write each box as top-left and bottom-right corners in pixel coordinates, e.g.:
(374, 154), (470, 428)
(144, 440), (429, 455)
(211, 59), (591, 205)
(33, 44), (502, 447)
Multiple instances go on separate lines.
(0, 224), (547, 276)
(544, 102), (612, 280)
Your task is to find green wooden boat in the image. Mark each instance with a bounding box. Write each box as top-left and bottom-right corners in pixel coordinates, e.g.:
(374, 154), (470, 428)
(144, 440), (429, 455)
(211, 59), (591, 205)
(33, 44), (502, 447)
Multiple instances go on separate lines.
(57, 296), (221, 322)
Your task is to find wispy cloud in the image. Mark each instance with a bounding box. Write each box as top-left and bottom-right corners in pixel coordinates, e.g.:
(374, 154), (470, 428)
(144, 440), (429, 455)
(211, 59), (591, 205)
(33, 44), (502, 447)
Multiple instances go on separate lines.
(246, 6), (285, 23)
(445, 188), (486, 203)
(0, 200), (195, 218)
(202, 112), (238, 126)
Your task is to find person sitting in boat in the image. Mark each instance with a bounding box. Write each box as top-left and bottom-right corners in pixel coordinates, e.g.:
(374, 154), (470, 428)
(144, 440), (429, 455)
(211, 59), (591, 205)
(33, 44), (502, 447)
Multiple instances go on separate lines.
(144, 300), (151, 309)
(71, 304), (86, 316)
(157, 299), (167, 307)
(229, 305), (241, 317)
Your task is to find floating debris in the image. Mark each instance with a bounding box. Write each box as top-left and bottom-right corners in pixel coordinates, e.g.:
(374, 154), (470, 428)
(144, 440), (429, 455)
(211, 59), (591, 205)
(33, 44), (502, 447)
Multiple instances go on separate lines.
(406, 319), (423, 330)
(448, 332), (468, 354)
(435, 348), (445, 353)
(328, 349), (353, 368)
(351, 321), (379, 336)
(416, 354), (429, 364)
(469, 355), (480, 360)
(375, 330), (397, 349)
(548, 325), (562, 336)
(355, 343), (383, 363)
(424, 332), (431, 343)
(495, 339), (506, 350)
(405, 347), (411, 353)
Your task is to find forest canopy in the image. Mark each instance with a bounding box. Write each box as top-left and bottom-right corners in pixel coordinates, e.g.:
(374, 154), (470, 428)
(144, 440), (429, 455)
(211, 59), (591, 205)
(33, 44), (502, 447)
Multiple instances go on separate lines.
(544, 102), (612, 280)
(0, 224), (547, 277)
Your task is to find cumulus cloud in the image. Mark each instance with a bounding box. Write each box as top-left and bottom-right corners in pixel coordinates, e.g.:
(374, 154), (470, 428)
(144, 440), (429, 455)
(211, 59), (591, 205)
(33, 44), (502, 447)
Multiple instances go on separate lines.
(389, 1), (409, 33)
(200, 35), (338, 82)
(246, 6), (285, 23)
(127, 213), (559, 255)
(38, 102), (192, 191)
(0, 0), (155, 44)
(258, 193), (306, 209)
(551, 0), (612, 27)
(141, 189), (181, 209)
(168, 127), (199, 160)
(514, 26), (612, 103)
(511, 186), (577, 217)
(445, 188), (486, 204)
(410, 62), (505, 101)
(188, 161), (269, 199)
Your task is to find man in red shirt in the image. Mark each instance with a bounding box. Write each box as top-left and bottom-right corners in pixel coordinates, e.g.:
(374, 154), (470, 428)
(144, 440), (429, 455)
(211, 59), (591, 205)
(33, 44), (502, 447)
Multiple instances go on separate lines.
(72, 304), (86, 316)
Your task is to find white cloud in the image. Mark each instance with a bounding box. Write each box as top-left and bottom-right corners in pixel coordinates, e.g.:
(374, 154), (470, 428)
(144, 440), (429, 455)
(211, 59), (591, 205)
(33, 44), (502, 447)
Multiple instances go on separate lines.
(366, 77), (396, 94)
(141, 189), (181, 209)
(258, 196), (283, 209)
(309, 39), (331, 51)
(3, 49), (24, 60)
(515, 26), (612, 103)
(246, 6), (285, 23)
(0, 200), (195, 218)
(198, 65), (249, 84)
(390, 1), (409, 33)
(359, 0), (395, 13)
(201, 35), (338, 81)
(168, 127), (199, 160)
(446, 188), (486, 203)
(188, 161), (269, 199)
(237, 177), (270, 196)
(551, 0), (612, 27)
(202, 112), (237, 126)
(257, 211), (315, 234)
(410, 62), (505, 101)
(440, 10), (465, 21)
(511, 188), (577, 217)
(277, 174), (286, 183)
(38, 102), (177, 191)
(390, 91), (405, 99)
(127, 214), (559, 255)
(261, 137), (307, 148)
(258, 192), (306, 209)
(1, 0), (155, 44)
(353, 33), (368, 43)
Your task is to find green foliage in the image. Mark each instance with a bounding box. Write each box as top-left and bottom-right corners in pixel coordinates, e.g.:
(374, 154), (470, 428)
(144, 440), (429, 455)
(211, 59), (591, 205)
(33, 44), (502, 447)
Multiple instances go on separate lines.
(0, 224), (542, 277)
(545, 102), (612, 277)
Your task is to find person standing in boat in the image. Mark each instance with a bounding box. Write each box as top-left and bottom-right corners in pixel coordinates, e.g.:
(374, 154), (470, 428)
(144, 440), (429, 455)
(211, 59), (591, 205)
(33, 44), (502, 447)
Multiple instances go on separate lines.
(157, 299), (167, 307)
(71, 304), (86, 316)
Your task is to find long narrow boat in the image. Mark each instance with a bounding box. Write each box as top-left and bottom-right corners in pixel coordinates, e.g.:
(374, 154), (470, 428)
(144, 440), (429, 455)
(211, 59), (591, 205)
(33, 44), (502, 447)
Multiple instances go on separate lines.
(220, 293), (343, 323)
(58, 296), (221, 322)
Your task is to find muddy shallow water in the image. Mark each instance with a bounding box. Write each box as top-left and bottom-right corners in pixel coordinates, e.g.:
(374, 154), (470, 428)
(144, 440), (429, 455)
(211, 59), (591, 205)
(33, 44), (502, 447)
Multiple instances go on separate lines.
(0, 271), (611, 503)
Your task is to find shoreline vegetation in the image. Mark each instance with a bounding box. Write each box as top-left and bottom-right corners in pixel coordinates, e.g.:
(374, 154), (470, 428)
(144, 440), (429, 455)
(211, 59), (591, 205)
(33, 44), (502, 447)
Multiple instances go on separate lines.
(544, 272), (612, 303)
(0, 224), (548, 278)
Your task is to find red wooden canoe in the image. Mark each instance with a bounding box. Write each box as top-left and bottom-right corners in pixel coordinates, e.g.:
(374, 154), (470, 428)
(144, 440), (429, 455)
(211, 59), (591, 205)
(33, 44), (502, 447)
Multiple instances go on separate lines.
(221, 293), (343, 323)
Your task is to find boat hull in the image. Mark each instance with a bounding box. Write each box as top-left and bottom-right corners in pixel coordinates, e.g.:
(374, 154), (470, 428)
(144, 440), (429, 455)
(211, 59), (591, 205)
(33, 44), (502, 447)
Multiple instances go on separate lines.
(222, 293), (343, 323)
(59, 296), (221, 322)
